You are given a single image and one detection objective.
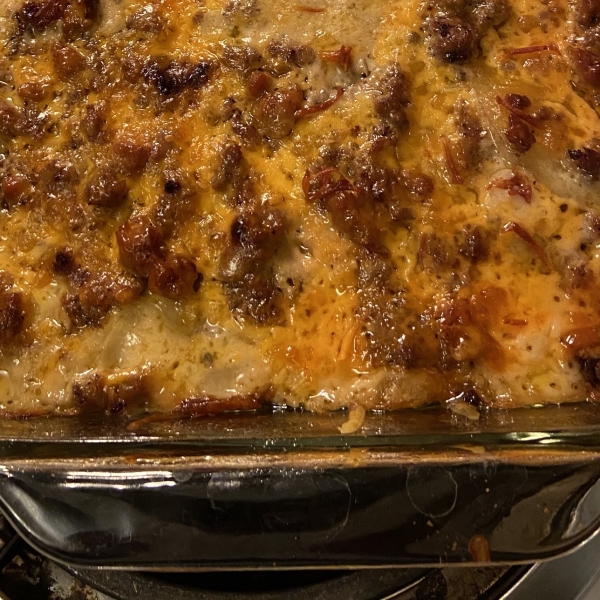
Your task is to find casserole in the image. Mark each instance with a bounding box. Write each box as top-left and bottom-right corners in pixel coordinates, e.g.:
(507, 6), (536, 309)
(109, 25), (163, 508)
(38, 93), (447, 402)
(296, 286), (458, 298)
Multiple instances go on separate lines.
(1, 0), (600, 571)
(2, 0), (600, 420)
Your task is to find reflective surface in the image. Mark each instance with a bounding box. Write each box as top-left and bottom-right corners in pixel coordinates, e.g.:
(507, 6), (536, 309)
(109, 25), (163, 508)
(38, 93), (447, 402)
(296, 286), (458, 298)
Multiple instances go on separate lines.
(0, 404), (599, 569)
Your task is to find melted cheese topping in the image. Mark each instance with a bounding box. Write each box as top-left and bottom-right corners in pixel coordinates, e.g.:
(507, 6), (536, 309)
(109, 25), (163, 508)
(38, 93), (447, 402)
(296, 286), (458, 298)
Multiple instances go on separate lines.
(1, 0), (600, 417)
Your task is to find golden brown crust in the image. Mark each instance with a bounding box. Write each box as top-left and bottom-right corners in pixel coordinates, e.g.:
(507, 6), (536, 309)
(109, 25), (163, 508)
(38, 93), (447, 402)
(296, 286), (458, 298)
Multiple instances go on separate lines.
(1, 0), (600, 416)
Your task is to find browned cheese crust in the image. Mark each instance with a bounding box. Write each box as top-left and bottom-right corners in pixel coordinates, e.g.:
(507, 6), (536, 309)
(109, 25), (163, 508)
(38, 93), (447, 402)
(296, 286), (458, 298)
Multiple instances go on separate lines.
(1, 0), (600, 418)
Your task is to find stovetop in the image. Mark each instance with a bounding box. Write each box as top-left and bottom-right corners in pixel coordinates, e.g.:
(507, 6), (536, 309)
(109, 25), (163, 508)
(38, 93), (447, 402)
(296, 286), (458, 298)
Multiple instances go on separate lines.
(0, 512), (599, 600)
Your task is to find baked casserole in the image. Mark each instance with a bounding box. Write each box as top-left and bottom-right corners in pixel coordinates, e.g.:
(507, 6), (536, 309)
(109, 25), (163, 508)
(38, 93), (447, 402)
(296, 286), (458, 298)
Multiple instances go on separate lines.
(0, 0), (599, 426)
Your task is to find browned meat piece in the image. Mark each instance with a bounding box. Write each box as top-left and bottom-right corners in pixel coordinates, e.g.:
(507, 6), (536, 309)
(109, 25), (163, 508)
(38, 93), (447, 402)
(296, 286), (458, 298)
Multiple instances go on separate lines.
(61, 293), (96, 328)
(225, 271), (284, 325)
(369, 123), (399, 155)
(211, 142), (255, 205)
(0, 100), (26, 138)
(357, 292), (442, 369)
(73, 369), (150, 414)
(419, 232), (458, 270)
(421, 0), (508, 37)
(373, 65), (411, 131)
(570, 47), (600, 88)
(86, 170), (128, 208)
(496, 94), (545, 129)
(16, 0), (67, 32)
(246, 70), (272, 98)
(372, 214), (496, 371)
(420, 0), (469, 16)
(116, 215), (166, 277)
(62, 270), (144, 328)
(80, 0), (100, 20)
(211, 143), (243, 187)
(223, 0), (259, 17)
(577, 357), (600, 388)
(38, 159), (80, 194)
(454, 101), (483, 171)
(573, 0), (600, 29)
(52, 43), (87, 81)
(113, 135), (151, 175)
(505, 114), (536, 152)
(222, 45), (264, 73)
(327, 187), (383, 250)
(220, 209), (286, 325)
(82, 102), (107, 142)
(121, 51), (145, 83)
(304, 168), (385, 253)
(148, 254), (200, 299)
(231, 108), (261, 147)
(385, 325), (441, 368)
(354, 164), (396, 205)
(582, 26), (600, 55)
(1, 174), (32, 208)
(17, 81), (49, 102)
(62, 286), (112, 328)
(62, 0), (101, 39)
(142, 57), (212, 96)
(252, 87), (303, 139)
(110, 273), (146, 304)
(400, 170), (435, 200)
(424, 16), (478, 63)
(504, 93), (531, 109)
(441, 101), (483, 185)
(219, 98), (237, 121)
(0, 273), (17, 295)
(0, 290), (26, 346)
(52, 248), (77, 276)
(149, 171), (198, 236)
(72, 372), (107, 409)
(149, 130), (176, 162)
(105, 371), (150, 413)
(356, 251), (392, 290)
(325, 153), (431, 217)
(461, 389), (485, 406)
(459, 224), (490, 263)
(471, 0), (510, 30)
(117, 207), (199, 301)
(384, 171), (426, 223)
(268, 39), (316, 67)
(436, 293), (504, 368)
(220, 209), (286, 280)
(568, 147), (600, 179)
(126, 6), (165, 33)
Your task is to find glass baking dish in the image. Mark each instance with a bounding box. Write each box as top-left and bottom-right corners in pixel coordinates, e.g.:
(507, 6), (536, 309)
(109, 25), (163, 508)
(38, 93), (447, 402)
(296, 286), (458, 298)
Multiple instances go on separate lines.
(0, 402), (600, 570)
